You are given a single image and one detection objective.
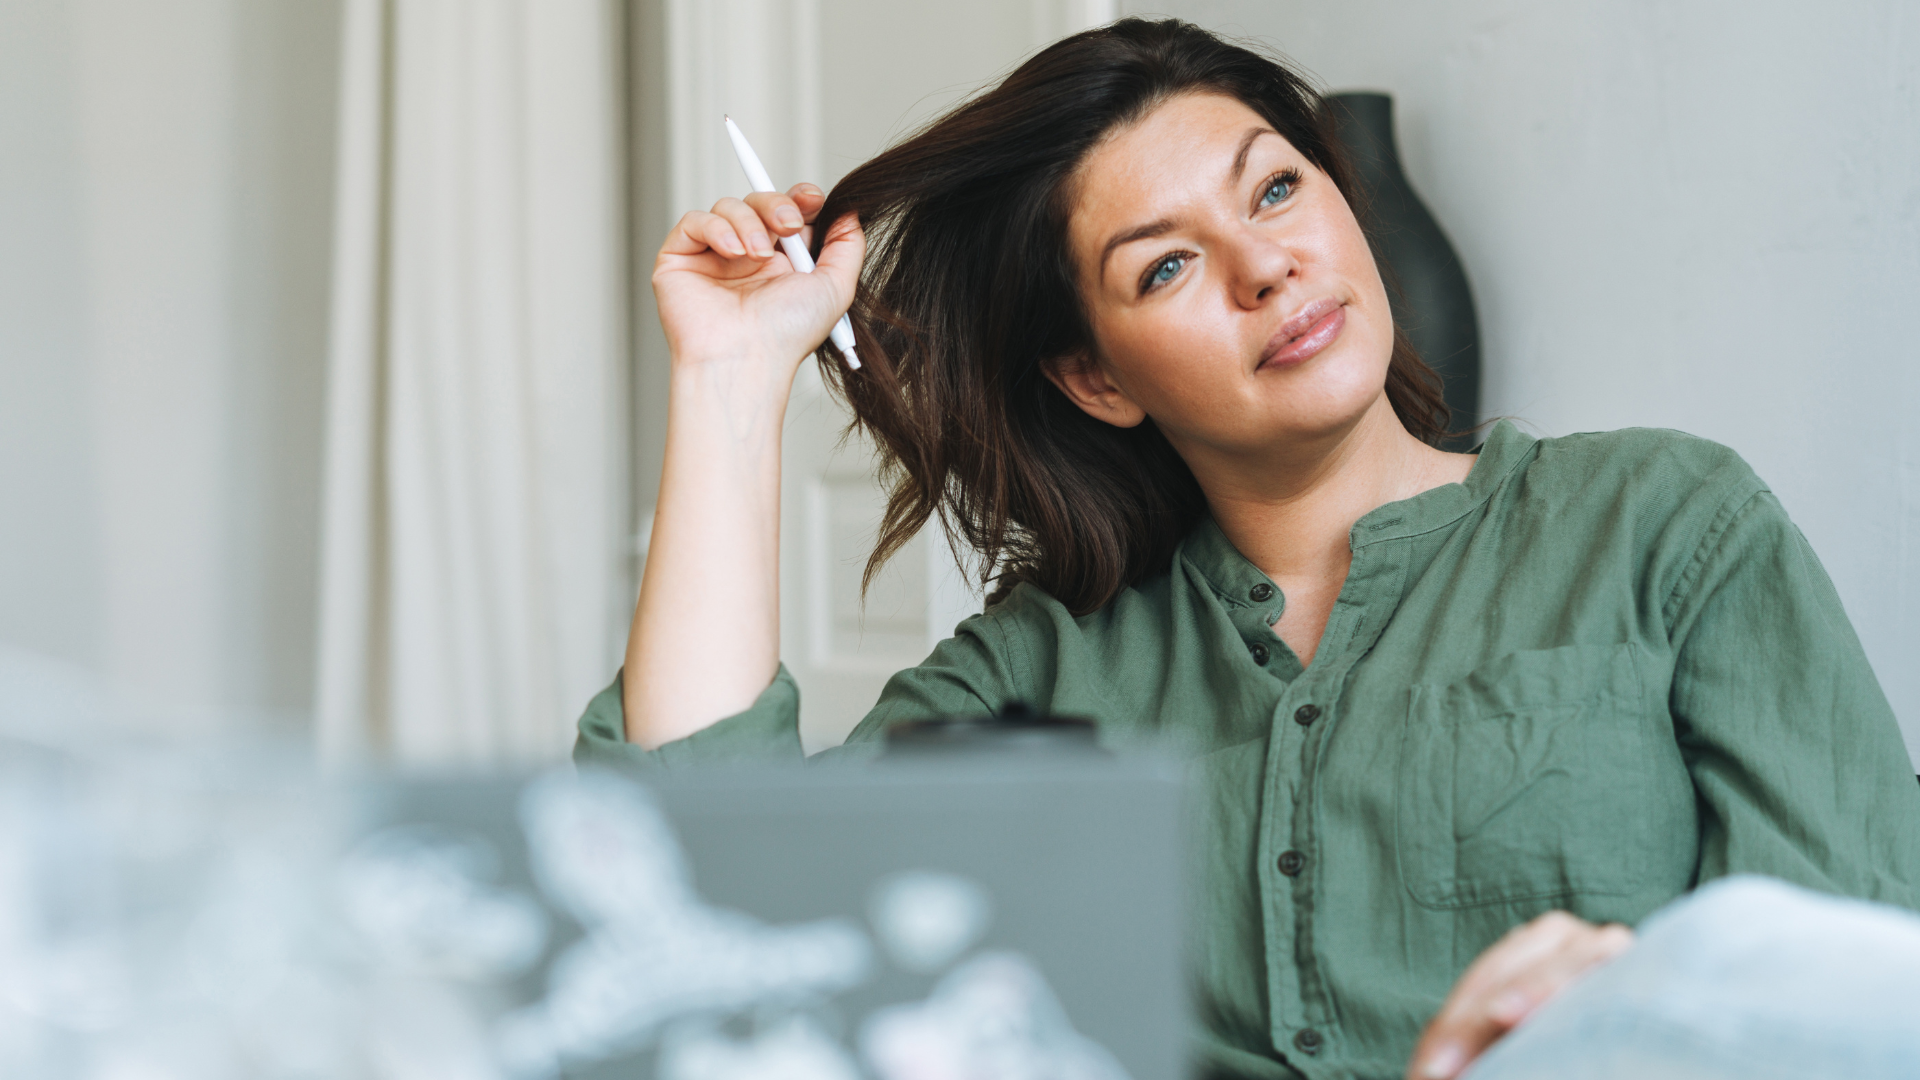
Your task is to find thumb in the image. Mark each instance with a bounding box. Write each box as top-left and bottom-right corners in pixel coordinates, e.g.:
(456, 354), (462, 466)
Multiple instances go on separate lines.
(812, 212), (866, 313)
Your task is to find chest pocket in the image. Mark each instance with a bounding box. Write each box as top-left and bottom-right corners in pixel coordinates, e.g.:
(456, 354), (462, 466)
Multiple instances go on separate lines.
(1396, 642), (1692, 909)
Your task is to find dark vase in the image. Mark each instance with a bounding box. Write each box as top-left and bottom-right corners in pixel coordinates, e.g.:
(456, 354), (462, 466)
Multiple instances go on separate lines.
(1328, 92), (1481, 447)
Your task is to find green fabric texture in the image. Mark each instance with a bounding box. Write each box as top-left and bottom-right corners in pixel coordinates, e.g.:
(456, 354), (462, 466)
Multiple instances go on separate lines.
(575, 421), (1920, 1080)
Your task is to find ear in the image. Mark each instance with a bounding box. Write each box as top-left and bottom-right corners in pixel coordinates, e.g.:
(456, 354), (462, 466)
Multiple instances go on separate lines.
(1041, 350), (1148, 429)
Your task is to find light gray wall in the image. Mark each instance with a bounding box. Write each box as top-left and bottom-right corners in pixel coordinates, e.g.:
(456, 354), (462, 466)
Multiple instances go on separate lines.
(1137, 0), (1920, 765)
(817, 0), (1041, 186)
(0, 0), (340, 733)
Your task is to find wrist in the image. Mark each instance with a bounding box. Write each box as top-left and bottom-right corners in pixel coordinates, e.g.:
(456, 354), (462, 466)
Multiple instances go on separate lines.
(665, 330), (809, 373)
(663, 358), (800, 463)
(669, 350), (801, 402)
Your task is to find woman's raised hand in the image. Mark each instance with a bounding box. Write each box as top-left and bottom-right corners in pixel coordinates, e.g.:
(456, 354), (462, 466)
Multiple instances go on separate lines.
(624, 184), (860, 750)
(653, 183), (864, 378)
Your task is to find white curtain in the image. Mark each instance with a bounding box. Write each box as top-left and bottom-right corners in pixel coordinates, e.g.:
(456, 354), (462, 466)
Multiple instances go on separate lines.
(317, 0), (630, 766)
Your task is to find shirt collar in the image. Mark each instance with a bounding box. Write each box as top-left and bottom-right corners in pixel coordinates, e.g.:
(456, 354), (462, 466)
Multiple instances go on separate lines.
(1177, 420), (1539, 603)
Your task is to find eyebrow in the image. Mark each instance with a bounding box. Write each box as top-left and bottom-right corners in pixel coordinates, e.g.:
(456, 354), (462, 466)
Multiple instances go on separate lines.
(1098, 217), (1178, 279)
(1096, 126), (1277, 280)
(1229, 125), (1269, 184)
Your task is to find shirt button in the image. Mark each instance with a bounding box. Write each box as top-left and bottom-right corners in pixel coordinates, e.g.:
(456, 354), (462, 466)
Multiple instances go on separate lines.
(1249, 582), (1275, 602)
(1294, 703), (1321, 726)
(1248, 642), (1270, 666)
(1277, 849), (1306, 876)
(1293, 1028), (1322, 1055)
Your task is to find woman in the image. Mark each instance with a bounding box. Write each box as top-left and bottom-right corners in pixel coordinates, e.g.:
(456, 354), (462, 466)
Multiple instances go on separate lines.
(576, 18), (1920, 1080)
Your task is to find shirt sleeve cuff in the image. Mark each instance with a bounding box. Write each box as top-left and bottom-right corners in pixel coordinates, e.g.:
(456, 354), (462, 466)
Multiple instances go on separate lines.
(572, 664), (805, 770)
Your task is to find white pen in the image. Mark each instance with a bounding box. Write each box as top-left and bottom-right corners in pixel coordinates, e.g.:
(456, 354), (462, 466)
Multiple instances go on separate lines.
(724, 115), (861, 370)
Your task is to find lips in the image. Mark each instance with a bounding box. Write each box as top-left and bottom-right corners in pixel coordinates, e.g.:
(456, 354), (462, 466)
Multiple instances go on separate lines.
(1259, 298), (1346, 370)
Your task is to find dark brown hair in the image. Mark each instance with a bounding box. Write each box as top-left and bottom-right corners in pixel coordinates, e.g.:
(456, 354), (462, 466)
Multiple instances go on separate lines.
(814, 18), (1448, 615)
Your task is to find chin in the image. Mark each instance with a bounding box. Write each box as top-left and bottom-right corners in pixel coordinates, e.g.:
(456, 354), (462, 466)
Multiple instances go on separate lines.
(1278, 343), (1390, 415)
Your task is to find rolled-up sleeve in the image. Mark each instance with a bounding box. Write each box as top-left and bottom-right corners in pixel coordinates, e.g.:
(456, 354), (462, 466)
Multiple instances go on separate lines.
(573, 663), (806, 770)
(572, 606), (1031, 770)
(1667, 489), (1920, 908)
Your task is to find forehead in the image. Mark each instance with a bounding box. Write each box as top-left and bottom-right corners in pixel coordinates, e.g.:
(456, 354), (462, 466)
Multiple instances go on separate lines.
(1067, 93), (1293, 248)
(1089, 92), (1274, 177)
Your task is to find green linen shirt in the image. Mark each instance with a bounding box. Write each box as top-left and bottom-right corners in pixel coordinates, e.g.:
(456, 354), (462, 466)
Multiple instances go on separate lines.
(576, 421), (1920, 1080)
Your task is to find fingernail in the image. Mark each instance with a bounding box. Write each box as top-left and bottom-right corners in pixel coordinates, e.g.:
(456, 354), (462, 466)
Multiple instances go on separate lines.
(1421, 1045), (1465, 1079)
(776, 207), (803, 228)
(723, 238), (745, 256)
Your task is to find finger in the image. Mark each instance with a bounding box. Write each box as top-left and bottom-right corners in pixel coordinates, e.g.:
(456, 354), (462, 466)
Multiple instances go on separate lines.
(744, 191), (806, 237)
(1486, 923), (1632, 1023)
(1486, 923), (1633, 1025)
(711, 196), (775, 258)
(1408, 992), (1517, 1080)
(812, 212), (866, 310)
(1441, 911), (1585, 1007)
(788, 182), (825, 222)
(660, 209), (745, 258)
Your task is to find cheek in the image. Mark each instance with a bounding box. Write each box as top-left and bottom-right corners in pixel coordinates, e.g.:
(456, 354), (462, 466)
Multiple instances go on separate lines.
(1325, 217), (1392, 327)
(1292, 221), (1394, 373)
(1347, 244), (1391, 320)
(1094, 296), (1242, 404)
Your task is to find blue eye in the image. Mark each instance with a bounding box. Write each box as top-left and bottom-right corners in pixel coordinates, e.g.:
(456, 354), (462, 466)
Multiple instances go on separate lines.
(1261, 176), (1292, 206)
(1140, 254), (1187, 294)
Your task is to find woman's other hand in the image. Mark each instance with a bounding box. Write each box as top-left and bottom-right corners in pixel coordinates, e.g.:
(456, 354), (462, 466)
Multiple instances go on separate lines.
(653, 183), (864, 377)
(1406, 910), (1634, 1080)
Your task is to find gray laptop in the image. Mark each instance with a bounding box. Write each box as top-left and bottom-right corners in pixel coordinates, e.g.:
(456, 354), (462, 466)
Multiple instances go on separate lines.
(348, 757), (1190, 1080)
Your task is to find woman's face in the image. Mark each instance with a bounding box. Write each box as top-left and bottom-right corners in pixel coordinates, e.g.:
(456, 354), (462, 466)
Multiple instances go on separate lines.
(1059, 92), (1396, 468)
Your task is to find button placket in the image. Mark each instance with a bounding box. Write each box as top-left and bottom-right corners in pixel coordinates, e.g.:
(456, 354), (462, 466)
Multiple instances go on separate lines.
(1254, 690), (1311, 1063)
(1268, 677), (1340, 1065)
(1243, 558), (1384, 1071)
(1243, 522), (1410, 1066)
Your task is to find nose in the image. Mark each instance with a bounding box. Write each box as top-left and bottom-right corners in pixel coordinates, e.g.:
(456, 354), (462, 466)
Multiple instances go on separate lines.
(1225, 225), (1297, 310)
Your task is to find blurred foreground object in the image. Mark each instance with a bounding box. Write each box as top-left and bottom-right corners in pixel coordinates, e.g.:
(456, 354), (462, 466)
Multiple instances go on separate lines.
(0, 740), (1184, 1078)
(1469, 875), (1920, 1080)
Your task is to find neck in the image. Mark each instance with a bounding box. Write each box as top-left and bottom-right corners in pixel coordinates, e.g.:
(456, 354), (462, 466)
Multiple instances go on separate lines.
(1190, 395), (1465, 586)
